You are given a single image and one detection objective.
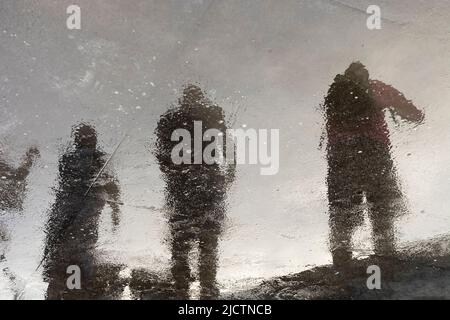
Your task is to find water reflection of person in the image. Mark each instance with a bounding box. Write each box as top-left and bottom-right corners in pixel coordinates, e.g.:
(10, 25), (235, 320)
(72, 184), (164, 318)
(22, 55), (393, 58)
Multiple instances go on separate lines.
(43, 123), (121, 299)
(323, 62), (424, 270)
(155, 85), (235, 299)
(0, 146), (40, 212)
(0, 146), (39, 262)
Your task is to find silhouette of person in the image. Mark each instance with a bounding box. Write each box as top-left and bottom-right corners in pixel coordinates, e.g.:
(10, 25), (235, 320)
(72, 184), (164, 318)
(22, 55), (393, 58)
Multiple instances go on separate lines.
(0, 146), (40, 212)
(43, 123), (121, 299)
(155, 85), (235, 299)
(0, 146), (39, 262)
(323, 62), (424, 270)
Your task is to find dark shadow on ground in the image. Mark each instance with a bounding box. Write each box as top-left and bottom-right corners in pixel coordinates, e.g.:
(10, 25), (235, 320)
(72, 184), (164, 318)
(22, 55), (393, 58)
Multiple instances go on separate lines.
(226, 235), (450, 300)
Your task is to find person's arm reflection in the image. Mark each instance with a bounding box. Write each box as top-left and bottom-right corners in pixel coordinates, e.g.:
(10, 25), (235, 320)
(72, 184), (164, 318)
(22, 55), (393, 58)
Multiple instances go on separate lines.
(223, 124), (236, 186)
(370, 79), (425, 124)
(104, 175), (121, 228)
(14, 146), (40, 181)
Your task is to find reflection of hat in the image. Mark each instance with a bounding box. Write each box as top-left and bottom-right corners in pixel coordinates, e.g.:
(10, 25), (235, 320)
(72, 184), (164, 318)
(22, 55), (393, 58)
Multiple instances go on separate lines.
(180, 84), (206, 107)
(344, 62), (369, 86)
(73, 123), (97, 149)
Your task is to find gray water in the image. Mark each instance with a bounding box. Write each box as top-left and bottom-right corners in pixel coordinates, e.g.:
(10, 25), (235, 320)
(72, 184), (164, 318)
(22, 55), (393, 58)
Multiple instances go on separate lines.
(0, 0), (449, 299)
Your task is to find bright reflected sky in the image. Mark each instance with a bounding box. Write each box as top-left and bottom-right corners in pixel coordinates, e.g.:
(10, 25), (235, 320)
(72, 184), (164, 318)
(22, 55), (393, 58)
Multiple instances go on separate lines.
(1, 0), (450, 298)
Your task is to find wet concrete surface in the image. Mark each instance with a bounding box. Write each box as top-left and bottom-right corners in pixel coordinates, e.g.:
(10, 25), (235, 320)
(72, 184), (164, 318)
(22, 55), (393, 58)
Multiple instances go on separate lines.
(230, 236), (450, 300)
(1, 0), (450, 299)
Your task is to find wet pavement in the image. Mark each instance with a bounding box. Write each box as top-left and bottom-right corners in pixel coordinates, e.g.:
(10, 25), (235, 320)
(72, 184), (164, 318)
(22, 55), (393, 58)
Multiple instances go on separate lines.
(1, 0), (450, 299)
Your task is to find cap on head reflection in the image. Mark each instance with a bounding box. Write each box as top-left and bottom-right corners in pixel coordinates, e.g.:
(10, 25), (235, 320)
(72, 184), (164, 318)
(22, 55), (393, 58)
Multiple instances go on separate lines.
(73, 123), (97, 150)
(344, 62), (370, 88)
(180, 84), (207, 109)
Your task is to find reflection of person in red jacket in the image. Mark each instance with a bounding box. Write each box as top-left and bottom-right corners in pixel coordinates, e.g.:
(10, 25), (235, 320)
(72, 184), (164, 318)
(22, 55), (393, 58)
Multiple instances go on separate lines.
(323, 62), (424, 269)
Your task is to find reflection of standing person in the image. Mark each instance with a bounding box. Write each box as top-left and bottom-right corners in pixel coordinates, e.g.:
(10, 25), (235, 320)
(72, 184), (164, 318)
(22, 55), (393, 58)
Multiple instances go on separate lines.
(155, 85), (235, 299)
(43, 124), (121, 299)
(0, 146), (39, 262)
(323, 62), (424, 269)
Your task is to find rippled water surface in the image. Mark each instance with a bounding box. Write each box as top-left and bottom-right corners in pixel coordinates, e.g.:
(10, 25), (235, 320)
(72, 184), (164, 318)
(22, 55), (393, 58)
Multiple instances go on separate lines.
(1, 0), (450, 299)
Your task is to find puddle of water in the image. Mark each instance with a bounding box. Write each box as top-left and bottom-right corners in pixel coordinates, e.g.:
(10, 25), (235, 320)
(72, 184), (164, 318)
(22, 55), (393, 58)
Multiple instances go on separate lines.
(1, 0), (450, 299)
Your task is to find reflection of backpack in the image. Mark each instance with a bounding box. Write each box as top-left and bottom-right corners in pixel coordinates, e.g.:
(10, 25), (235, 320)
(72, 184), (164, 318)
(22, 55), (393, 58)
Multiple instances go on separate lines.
(324, 76), (389, 147)
(58, 149), (105, 193)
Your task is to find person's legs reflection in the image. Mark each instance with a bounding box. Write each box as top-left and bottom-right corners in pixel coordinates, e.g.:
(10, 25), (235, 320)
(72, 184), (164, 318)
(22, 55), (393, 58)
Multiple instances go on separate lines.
(370, 206), (395, 257)
(199, 224), (220, 299)
(365, 141), (402, 259)
(368, 197), (397, 280)
(329, 193), (364, 270)
(327, 142), (365, 270)
(169, 216), (194, 299)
